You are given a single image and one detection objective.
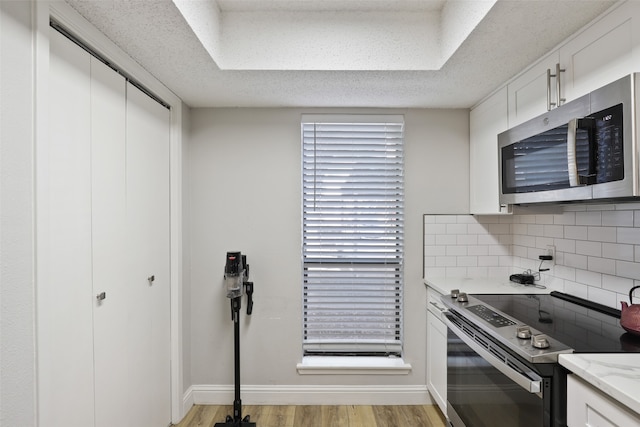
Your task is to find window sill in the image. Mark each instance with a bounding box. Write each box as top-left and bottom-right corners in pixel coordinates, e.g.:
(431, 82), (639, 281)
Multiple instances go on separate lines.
(296, 356), (412, 375)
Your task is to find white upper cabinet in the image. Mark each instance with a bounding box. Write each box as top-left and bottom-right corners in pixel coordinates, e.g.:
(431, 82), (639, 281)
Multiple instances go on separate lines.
(506, 1), (638, 129)
(507, 51), (561, 128)
(470, 87), (509, 214)
(559, 1), (636, 103)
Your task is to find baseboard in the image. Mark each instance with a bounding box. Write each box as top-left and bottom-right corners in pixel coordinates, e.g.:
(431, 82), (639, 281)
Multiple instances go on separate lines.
(182, 386), (195, 416)
(186, 384), (430, 406)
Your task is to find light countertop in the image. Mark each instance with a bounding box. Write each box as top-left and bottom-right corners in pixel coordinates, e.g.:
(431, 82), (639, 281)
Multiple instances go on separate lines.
(559, 353), (640, 416)
(424, 276), (552, 296)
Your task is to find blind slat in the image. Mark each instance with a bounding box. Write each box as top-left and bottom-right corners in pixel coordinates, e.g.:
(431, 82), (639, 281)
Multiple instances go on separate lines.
(302, 119), (404, 356)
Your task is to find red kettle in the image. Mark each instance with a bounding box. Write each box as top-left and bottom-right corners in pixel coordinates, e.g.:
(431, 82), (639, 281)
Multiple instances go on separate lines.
(620, 285), (640, 336)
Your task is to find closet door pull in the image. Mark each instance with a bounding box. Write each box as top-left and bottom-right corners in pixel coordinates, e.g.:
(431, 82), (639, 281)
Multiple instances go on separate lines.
(96, 292), (106, 301)
(148, 275), (155, 285)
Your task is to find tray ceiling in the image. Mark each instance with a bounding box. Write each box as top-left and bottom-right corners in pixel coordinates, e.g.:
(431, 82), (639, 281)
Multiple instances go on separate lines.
(64, 0), (616, 108)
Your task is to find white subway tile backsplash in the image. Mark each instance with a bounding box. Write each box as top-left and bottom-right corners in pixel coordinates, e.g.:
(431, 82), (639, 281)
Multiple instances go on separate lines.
(424, 245), (446, 256)
(423, 208), (640, 309)
(575, 240), (602, 257)
(513, 234), (536, 247)
(435, 234), (457, 245)
(489, 224), (510, 235)
(477, 234), (500, 245)
(512, 223), (528, 235)
(575, 269), (602, 288)
(587, 287), (617, 308)
(616, 260), (640, 280)
(468, 245), (489, 256)
(435, 256), (457, 267)
(576, 211), (602, 226)
(446, 223), (468, 235)
(518, 214), (537, 224)
(565, 226), (588, 240)
(602, 274), (634, 294)
(456, 234), (478, 245)
(553, 211), (576, 225)
(478, 255), (499, 266)
(565, 281), (589, 299)
(554, 238), (576, 253)
(535, 236), (554, 250)
(617, 227), (640, 245)
(602, 210), (634, 227)
(467, 223), (489, 235)
(435, 215), (459, 224)
(527, 224), (544, 236)
(587, 226), (616, 243)
(564, 253), (588, 270)
(543, 225), (564, 238)
(457, 256), (478, 267)
(446, 245), (467, 256)
(535, 215), (554, 225)
(602, 243), (634, 261)
(588, 256), (616, 275)
(424, 223), (446, 235)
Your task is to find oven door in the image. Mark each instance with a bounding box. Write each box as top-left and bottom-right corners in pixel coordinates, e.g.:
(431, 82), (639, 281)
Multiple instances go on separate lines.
(443, 313), (551, 427)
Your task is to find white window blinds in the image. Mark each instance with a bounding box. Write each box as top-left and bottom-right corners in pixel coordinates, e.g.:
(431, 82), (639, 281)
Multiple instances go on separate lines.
(301, 115), (404, 356)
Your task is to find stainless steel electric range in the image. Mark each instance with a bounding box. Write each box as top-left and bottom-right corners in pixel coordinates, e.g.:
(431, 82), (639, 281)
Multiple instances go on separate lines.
(440, 290), (640, 427)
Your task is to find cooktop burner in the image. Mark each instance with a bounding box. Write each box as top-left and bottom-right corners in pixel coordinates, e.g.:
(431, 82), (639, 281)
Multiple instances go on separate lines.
(471, 292), (640, 354)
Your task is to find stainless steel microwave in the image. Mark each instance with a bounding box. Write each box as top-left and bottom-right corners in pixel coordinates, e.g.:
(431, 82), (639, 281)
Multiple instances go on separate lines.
(499, 74), (638, 204)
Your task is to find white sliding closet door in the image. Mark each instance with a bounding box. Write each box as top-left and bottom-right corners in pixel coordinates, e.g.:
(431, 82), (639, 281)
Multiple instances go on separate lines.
(125, 82), (171, 427)
(42, 26), (171, 427)
(90, 56), (131, 427)
(41, 27), (95, 427)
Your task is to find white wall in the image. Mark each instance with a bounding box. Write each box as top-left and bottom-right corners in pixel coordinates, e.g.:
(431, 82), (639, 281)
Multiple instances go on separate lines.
(186, 107), (469, 402)
(0, 1), (37, 425)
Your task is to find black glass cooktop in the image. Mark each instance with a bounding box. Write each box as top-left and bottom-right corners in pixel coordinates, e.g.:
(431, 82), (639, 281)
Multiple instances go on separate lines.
(471, 292), (640, 353)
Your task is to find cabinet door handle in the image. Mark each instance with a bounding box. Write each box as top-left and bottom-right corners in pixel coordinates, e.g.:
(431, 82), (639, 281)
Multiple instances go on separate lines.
(148, 275), (155, 285)
(547, 68), (555, 111)
(96, 292), (106, 301)
(547, 64), (566, 111)
(556, 63), (566, 107)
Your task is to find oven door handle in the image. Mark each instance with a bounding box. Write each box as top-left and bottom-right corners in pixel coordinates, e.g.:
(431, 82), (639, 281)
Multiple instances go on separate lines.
(443, 315), (542, 394)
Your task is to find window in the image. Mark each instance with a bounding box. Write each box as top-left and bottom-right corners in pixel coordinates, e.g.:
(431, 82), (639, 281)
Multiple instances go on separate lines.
(301, 115), (404, 357)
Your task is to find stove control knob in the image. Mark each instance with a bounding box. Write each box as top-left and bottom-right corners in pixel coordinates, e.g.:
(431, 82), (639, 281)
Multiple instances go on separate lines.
(516, 325), (532, 340)
(531, 334), (550, 349)
(450, 289), (460, 298)
(456, 292), (468, 303)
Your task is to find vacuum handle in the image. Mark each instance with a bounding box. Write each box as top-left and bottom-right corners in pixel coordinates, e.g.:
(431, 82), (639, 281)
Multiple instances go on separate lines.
(245, 282), (254, 315)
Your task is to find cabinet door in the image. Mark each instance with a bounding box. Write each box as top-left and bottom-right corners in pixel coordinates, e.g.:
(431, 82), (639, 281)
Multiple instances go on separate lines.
(507, 51), (560, 128)
(40, 27), (95, 427)
(469, 87), (509, 214)
(567, 375), (640, 427)
(427, 310), (447, 416)
(125, 82), (172, 427)
(560, 1), (635, 103)
(90, 56), (130, 427)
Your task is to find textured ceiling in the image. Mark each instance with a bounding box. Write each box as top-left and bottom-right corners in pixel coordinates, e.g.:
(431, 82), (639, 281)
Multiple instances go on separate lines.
(64, 0), (616, 109)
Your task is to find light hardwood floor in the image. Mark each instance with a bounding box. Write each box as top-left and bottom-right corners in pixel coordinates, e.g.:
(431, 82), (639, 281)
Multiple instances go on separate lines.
(173, 404), (447, 427)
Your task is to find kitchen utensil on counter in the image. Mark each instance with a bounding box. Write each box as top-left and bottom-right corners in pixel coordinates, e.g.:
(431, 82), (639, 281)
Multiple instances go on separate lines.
(620, 285), (640, 336)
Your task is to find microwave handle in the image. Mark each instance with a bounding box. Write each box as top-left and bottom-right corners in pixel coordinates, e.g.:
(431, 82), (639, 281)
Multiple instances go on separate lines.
(567, 118), (579, 187)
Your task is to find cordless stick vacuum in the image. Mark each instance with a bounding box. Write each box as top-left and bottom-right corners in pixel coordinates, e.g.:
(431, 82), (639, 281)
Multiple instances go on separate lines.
(214, 251), (256, 427)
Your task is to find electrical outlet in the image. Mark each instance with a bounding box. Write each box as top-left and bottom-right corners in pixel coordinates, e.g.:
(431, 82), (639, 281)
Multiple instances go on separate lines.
(546, 245), (556, 265)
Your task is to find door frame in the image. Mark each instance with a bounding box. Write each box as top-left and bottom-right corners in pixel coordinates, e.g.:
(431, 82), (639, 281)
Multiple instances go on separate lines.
(34, 1), (185, 423)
